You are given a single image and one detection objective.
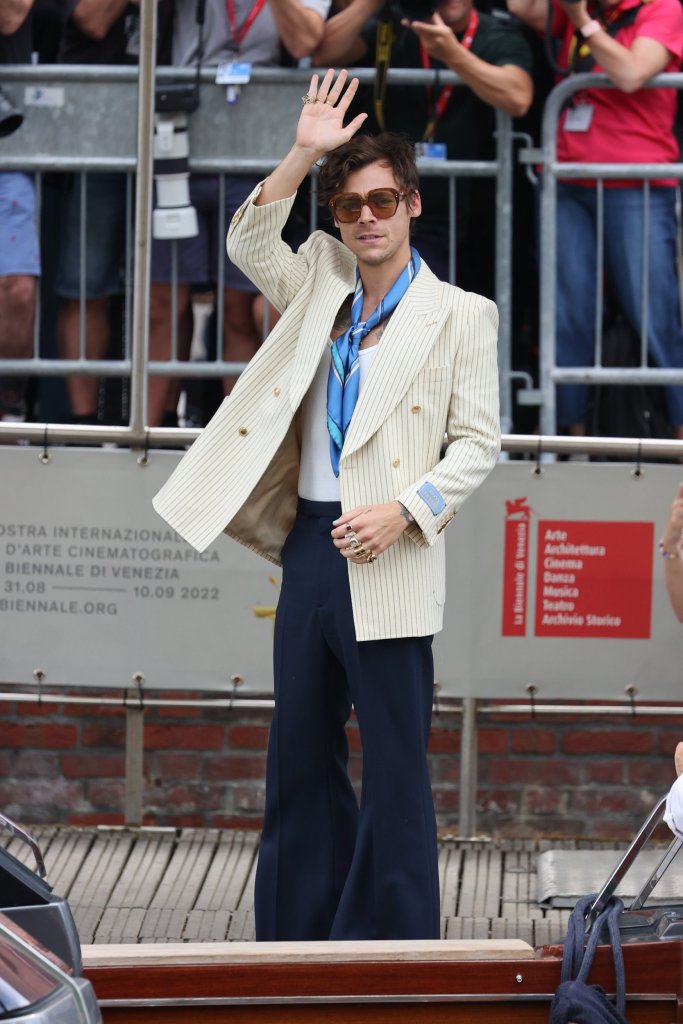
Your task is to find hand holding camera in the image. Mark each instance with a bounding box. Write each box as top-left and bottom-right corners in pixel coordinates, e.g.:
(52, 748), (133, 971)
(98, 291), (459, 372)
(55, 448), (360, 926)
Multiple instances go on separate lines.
(400, 10), (459, 61)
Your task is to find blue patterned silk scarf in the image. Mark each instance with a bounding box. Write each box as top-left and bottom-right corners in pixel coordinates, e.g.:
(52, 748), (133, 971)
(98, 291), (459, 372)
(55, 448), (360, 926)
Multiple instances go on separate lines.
(326, 246), (421, 477)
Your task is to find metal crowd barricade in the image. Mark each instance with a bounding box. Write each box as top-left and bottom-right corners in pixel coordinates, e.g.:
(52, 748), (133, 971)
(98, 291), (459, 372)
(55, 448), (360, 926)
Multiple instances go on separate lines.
(0, 57), (516, 440)
(536, 72), (683, 437)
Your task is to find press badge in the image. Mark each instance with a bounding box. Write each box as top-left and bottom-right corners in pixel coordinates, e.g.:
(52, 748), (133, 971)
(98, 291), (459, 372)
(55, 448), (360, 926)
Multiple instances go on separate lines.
(415, 142), (447, 159)
(216, 62), (252, 104)
(563, 104), (594, 132)
(215, 61), (252, 85)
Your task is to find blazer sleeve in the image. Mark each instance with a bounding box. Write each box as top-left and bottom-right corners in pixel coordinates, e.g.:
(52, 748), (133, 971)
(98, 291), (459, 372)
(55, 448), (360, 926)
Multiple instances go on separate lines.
(226, 181), (325, 313)
(397, 293), (501, 547)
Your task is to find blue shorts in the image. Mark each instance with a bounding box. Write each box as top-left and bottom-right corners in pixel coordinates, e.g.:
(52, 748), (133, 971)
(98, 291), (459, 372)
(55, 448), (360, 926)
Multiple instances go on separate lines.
(0, 172), (40, 277)
(55, 173), (128, 298)
(150, 173), (259, 292)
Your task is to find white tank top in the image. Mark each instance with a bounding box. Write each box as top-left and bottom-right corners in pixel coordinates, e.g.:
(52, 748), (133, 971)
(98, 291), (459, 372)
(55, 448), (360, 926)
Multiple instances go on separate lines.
(298, 343), (378, 500)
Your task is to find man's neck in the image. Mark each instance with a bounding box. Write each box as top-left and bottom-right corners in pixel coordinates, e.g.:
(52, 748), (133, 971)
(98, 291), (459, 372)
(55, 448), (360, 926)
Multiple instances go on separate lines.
(357, 251), (412, 310)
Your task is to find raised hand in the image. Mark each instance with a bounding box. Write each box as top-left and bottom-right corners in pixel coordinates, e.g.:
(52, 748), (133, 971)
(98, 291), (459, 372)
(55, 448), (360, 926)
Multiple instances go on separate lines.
(295, 69), (368, 157)
(252, 69), (368, 207)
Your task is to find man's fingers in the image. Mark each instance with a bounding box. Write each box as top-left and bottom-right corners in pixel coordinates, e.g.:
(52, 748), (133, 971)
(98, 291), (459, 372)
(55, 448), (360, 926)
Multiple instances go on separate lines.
(327, 68), (348, 106)
(675, 741), (683, 778)
(344, 113), (369, 139)
(316, 67), (336, 102)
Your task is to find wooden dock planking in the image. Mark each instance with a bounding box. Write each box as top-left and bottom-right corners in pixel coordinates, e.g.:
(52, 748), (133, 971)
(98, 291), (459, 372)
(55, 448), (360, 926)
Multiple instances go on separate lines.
(2, 826), (656, 950)
(105, 831), (174, 909)
(147, 830), (219, 912)
(195, 830), (258, 914)
(67, 830), (135, 911)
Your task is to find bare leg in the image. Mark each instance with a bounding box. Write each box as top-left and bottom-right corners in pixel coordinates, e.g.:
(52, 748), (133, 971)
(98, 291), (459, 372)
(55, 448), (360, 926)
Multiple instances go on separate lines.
(222, 288), (263, 396)
(57, 297), (110, 418)
(149, 282), (192, 427)
(0, 274), (35, 359)
(0, 274), (36, 419)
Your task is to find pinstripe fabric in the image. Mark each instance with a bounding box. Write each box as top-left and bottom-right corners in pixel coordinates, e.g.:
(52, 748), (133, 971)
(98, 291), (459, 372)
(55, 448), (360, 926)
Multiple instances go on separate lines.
(152, 182), (501, 641)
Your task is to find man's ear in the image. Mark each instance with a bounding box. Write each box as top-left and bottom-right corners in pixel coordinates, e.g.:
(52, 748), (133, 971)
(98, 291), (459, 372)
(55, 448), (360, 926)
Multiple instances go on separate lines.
(408, 189), (422, 218)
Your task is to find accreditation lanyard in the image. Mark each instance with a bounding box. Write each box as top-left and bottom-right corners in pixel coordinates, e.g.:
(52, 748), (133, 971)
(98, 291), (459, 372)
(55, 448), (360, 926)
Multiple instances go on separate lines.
(225, 0), (268, 51)
(373, 18), (395, 131)
(420, 7), (479, 141)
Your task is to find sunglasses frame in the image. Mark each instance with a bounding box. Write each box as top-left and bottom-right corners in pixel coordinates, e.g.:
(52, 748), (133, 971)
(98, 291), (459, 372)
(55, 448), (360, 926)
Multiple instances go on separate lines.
(328, 187), (412, 223)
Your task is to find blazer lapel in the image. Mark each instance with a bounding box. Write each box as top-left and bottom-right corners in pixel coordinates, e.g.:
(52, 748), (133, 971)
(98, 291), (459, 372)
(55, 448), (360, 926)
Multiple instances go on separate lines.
(341, 264), (449, 458)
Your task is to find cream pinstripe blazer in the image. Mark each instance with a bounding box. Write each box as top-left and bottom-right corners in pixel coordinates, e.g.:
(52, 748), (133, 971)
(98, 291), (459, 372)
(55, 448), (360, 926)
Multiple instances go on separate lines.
(153, 183), (501, 640)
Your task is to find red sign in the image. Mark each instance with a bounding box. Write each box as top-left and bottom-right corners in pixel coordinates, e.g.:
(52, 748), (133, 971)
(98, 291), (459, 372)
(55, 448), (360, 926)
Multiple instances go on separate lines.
(501, 498), (532, 636)
(534, 521), (653, 639)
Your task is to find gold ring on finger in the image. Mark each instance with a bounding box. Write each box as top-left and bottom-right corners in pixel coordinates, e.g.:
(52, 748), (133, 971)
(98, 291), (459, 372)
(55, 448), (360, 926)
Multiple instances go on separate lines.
(366, 552), (376, 563)
(301, 93), (316, 105)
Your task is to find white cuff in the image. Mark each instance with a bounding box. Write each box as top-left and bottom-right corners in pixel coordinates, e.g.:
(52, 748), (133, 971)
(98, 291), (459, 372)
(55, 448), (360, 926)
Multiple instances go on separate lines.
(664, 774), (683, 839)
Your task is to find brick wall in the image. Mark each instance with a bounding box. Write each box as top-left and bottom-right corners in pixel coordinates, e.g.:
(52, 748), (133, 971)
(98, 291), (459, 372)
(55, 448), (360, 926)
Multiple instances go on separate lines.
(1, 689), (680, 839)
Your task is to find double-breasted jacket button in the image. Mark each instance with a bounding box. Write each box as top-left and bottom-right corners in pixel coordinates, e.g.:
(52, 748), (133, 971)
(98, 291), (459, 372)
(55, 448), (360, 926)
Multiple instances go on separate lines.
(273, 387), (281, 397)
(238, 426), (248, 436)
(411, 405), (422, 414)
(392, 458), (401, 468)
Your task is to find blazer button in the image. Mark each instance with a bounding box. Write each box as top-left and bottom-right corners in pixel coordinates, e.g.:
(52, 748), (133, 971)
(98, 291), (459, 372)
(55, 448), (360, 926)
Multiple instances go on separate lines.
(238, 426), (248, 436)
(411, 405), (422, 414)
(392, 458), (401, 468)
(273, 387), (281, 397)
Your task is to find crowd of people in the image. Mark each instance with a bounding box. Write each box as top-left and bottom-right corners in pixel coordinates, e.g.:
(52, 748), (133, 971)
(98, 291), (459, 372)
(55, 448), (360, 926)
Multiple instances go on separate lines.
(1, 0), (682, 437)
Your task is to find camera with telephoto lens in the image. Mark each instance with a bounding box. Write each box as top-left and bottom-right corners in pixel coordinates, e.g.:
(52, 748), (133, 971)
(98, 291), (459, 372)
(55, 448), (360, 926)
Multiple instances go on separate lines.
(0, 86), (23, 138)
(152, 83), (199, 240)
(397, 0), (436, 21)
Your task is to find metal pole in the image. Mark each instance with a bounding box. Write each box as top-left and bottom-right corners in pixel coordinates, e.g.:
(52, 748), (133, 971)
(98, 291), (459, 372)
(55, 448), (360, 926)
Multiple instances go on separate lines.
(494, 111), (514, 435)
(458, 697), (477, 837)
(129, 0), (158, 435)
(539, 98), (558, 437)
(124, 706), (145, 826)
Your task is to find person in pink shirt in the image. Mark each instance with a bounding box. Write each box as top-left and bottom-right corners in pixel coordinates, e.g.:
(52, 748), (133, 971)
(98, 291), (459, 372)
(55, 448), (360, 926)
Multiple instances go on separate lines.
(509, 0), (683, 438)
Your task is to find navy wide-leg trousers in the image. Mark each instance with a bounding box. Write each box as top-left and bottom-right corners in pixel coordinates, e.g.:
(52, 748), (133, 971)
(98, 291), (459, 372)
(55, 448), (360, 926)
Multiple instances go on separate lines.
(254, 498), (440, 941)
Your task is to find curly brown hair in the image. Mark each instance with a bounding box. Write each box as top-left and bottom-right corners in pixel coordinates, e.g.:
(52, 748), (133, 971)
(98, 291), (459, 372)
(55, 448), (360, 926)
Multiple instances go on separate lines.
(317, 132), (419, 211)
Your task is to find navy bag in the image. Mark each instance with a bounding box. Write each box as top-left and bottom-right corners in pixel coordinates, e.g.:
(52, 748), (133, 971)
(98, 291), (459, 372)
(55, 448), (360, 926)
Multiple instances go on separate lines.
(549, 893), (628, 1024)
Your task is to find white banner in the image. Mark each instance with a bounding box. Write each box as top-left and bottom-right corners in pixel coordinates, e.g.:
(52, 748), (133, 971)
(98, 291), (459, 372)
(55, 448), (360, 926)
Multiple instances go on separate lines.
(0, 448), (680, 699)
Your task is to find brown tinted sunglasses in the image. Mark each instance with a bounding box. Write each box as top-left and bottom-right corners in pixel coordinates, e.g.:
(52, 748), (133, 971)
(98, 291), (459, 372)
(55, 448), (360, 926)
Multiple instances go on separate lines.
(328, 188), (411, 223)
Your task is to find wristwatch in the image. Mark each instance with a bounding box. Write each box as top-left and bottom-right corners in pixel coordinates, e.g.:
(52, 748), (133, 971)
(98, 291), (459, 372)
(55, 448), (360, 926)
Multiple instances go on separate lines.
(579, 19), (602, 38)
